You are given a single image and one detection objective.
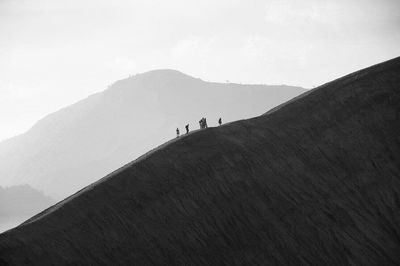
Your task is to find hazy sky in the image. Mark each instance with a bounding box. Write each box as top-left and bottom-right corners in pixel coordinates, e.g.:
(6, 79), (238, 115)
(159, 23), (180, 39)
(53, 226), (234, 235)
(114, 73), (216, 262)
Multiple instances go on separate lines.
(1, 0), (399, 141)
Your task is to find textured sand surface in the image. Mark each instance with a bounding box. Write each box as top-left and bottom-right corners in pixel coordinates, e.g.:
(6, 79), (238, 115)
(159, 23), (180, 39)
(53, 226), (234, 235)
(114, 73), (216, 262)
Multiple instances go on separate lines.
(0, 57), (399, 265)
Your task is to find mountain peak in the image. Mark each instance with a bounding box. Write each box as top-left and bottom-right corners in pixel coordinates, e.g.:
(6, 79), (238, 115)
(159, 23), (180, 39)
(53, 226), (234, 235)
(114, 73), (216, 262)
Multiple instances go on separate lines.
(107, 69), (199, 92)
(131, 69), (197, 81)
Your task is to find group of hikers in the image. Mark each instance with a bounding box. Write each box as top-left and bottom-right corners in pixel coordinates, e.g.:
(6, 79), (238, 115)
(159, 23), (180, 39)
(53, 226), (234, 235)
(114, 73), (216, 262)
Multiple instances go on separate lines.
(176, 117), (222, 138)
(199, 117), (208, 129)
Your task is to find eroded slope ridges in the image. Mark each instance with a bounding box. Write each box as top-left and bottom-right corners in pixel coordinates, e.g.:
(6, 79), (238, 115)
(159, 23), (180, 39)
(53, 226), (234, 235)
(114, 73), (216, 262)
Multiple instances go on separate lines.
(1, 57), (400, 265)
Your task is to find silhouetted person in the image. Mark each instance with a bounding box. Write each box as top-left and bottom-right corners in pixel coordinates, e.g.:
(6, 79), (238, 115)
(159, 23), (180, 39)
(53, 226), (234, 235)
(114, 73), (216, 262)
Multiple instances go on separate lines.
(185, 124), (189, 134)
(218, 118), (222, 126)
(199, 118), (204, 129)
(204, 118), (208, 128)
(176, 128), (180, 138)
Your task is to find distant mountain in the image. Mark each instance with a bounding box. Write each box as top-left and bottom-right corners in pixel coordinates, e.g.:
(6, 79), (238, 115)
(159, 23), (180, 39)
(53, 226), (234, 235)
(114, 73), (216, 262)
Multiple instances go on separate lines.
(0, 70), (306, 199)
(0, 58), (399, 265)
(0, 185), (54, 233)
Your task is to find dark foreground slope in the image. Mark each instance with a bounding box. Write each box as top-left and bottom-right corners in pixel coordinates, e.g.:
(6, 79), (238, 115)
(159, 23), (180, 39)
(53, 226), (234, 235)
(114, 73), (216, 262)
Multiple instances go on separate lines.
(0, 70), (305, 233)
(0, 70), (305, 200)
(1, 57), (400, 265)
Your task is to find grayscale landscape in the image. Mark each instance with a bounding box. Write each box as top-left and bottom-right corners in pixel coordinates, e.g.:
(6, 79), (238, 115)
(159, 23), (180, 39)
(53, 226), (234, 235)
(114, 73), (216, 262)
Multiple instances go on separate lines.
(1, 56), (399, 265)
(1, 0), (399, 265)
(0, 71), (306, 200)
(0, 71), (305, 232)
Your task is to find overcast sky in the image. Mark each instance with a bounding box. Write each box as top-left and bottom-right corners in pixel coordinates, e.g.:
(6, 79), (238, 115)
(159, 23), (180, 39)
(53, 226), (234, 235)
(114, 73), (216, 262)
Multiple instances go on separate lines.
(1, 0), (399, 141)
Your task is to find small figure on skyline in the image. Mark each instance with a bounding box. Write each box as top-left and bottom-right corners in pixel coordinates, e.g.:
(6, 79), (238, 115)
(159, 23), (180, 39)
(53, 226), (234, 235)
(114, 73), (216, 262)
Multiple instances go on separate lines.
(185, 124), (189, 134)
(199, 118), (204, 129)
(176, 128), (180, 138)
(218, 118), (222, 126)
(199, 118), (208, 129)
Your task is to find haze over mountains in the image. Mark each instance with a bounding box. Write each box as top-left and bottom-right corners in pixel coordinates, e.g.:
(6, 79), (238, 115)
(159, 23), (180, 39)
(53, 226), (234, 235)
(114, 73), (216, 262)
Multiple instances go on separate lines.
(0, 57), (398, 265)
(0, 185), (54, 233)
(0, 70), (305, 200)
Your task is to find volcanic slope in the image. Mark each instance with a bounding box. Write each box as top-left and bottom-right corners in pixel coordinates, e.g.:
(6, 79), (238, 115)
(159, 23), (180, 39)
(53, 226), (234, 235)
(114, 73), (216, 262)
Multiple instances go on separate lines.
(0, 69), (305, 200)
(1, 57), (400, 265)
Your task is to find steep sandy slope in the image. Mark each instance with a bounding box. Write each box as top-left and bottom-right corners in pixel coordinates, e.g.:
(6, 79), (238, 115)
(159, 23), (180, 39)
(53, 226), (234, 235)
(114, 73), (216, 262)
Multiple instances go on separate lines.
(0, 70), (305, 200)
(0, 57), (399, 265)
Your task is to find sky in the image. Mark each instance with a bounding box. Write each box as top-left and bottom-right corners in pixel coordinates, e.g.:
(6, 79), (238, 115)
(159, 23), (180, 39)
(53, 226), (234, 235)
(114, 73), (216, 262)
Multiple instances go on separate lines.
(0, 0), (399, 141)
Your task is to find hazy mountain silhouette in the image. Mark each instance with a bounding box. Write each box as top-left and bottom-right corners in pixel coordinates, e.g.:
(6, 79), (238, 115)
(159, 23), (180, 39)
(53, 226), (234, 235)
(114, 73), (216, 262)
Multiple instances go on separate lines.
(1, 57), (399, 265)
(0, 185), (54, 233)
(0, 70), (305, 200)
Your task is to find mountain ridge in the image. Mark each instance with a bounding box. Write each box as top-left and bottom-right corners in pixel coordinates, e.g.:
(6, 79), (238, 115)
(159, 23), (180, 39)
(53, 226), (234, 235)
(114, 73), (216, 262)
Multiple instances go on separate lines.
(0, 57), (399, 264)
(0, 69), (306, 199)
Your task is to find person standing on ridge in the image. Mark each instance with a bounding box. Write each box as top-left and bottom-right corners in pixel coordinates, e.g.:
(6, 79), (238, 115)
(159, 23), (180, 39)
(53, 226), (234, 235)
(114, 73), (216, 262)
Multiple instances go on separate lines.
(199, 118), (204, 129)
(176, 128), (180, 138)
(218, 118), (222, 126)
(185, 124), (189, 134)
